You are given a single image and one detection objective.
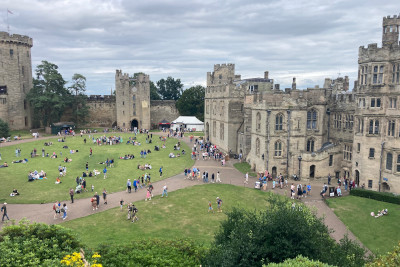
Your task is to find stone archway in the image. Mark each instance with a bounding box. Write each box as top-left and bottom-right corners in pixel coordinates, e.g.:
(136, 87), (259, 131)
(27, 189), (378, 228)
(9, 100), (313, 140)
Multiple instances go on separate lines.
(355, 170), (360, 186)
(382, 182), (390, 192)
(309, 165), (315, 178)
(131, 119), (138, 130)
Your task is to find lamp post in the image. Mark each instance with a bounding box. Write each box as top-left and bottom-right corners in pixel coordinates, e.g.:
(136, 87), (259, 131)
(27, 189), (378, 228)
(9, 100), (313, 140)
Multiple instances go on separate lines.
(298, 155), (302, 180)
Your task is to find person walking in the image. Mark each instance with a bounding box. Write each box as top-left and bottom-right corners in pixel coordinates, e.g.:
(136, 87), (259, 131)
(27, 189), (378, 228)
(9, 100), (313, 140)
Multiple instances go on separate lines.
(161, 184), (168, 198)
(145, 188), (152, 201)
(1, 203), (10, 222)
(127, 179), (132, 193)
(216, 171), (221, 183)
(120, 198), (124, 211)
(102, 188), (108, 205)
(95, 192), (100, 209)
(103, 167), (107, 179)
(133, 179), (138, 192)
(69, 188), (74, 203)
(216, 197), (223, 213)
(86, 162), (89, 171)
(159, 166), (163, 177)
(91, 196), (97, 210)
(61, 203), (68, 220)
(328, 173), (331, 185)
(53, 201), (61, 219)
(244, 172), (249, 184)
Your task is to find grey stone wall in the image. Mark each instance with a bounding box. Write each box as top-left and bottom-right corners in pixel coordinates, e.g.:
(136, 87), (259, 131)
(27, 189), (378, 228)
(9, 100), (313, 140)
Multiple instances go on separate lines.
(0, 32), (33, 130)
(150, 100), (179, 129)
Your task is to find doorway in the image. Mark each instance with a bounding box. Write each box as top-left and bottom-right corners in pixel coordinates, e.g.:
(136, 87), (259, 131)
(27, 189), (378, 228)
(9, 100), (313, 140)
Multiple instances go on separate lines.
(272, 166), (277, 179)
(382, 182), (390, 192)
(309, 165), (315, 178)
(131, 119), (138, 130)
(355, 170), (360, 186)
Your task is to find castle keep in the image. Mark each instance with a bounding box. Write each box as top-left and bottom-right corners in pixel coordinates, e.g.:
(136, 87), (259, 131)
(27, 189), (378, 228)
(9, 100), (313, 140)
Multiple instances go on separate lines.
(205, 15), (400, 193)
(0, 32), (33, 129)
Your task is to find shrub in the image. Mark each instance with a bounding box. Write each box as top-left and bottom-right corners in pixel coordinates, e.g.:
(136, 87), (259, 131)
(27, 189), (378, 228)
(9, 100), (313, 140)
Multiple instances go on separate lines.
(367, 242), (400, 266)
(265, 255), (335, 266)
(202, 194), (367, 267)
(97, 239), (205, 266)
(0, 220), (82, 266)
(350, 188), (400, 205)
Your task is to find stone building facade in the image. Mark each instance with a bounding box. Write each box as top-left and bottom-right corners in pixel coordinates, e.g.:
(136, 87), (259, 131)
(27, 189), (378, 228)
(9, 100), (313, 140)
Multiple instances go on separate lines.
(0, 32), (33, 130)
(205, 15), (400, 193)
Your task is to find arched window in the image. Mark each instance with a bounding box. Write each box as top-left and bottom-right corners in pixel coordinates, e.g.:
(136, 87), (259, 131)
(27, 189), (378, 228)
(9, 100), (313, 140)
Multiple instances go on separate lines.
(274, 141), (282, 156)
(256, 112), (261, 132)
(275, 113), (283, 131)
(256, 138), (260, 157)
(307, 109), (317, 129)
(307, 138), (315, 152)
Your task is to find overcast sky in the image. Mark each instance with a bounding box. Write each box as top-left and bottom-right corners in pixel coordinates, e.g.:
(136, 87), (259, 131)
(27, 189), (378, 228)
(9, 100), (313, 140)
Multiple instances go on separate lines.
(1, 0), (399, 95)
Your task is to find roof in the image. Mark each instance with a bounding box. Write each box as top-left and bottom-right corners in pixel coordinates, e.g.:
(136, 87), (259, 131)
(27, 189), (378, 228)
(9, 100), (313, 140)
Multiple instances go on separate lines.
(52, 122), (75, 126)
(171, 116), (203, 125)
(159, 119), (170, 124)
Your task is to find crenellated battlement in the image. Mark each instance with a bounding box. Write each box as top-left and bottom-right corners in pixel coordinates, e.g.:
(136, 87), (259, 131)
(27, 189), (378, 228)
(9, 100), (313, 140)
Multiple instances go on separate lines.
(0, 31), (32, 47)
(214, 63), (235, 71)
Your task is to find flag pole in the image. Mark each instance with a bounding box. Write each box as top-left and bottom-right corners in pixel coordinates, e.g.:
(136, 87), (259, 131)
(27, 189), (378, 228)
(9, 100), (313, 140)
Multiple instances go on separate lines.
(7, 9), (9, 33)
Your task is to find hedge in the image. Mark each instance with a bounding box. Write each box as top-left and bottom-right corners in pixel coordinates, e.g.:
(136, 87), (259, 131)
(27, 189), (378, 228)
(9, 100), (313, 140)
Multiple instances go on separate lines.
(350, 188), (400, 204)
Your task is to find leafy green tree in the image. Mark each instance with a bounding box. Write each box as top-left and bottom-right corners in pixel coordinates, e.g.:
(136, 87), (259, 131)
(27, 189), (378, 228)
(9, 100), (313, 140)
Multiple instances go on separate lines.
(68, 73), (89, 126)
(203, 194), (367, 267)
(26, 61), (71, 127)
(0, 220), (82, 266)
(176, 85), (205, 121)
(0, 119), (10, 138)
(150, 80), (161, 100)
(367, 242), (400, 266)
(157, 76), (183, 100)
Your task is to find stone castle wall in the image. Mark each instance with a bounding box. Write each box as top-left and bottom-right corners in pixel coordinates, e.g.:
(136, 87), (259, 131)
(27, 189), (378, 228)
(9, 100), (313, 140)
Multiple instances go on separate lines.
(150, 100), (179, 129)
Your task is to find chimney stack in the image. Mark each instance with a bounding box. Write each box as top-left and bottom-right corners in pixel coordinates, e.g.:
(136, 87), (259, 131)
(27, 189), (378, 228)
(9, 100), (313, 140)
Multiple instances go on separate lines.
(264, 71), (269, 79)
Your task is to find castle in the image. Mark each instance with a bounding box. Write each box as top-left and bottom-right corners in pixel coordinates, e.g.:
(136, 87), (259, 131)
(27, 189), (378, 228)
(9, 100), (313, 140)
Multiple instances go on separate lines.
(205, 15), (400, 193)
(0, 31), (179, 130)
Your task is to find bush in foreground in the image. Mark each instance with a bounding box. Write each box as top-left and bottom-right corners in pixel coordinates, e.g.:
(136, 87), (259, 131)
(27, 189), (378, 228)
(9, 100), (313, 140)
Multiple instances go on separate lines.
(0, 220), (82, 266)
(203, 194), (368, 267)
(97, 239), (205, 266)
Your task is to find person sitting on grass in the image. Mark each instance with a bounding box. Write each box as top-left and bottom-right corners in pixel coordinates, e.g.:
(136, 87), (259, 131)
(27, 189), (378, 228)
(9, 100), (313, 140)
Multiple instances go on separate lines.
(169, 152), (176, 158)
(0, 162), (8, 168)
(55, 177), (62, 184)
(10, 188), (20, 196)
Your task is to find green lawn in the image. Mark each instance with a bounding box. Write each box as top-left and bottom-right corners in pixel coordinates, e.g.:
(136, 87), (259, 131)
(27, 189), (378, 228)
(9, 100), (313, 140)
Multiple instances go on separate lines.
(326, 196), (400, 255)
(62, 184), (274, 248)
(189, 132), (204, 137)
(9, 129), (51, 140)
(0, 133), (193, 204)
(233, 162), (257, 177)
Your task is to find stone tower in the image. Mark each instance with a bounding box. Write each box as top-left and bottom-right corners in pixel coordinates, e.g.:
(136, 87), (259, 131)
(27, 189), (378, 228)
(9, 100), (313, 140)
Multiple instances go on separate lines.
(115, 70), (150, 130)
(382, 15), (400, 47)
(0, 32), (33, 130)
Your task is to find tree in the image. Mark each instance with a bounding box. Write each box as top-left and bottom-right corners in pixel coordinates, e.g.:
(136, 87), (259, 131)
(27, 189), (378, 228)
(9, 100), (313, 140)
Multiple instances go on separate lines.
(0, 119), (10, 138)
(26, 61), (71, 127)
(150, 80), (161, 100)
(202, 194), (367, 267)
(156, 77), (183, 100)
(175, 85), (205, 121)
(68, 73), (89, 126)
(0, 220), (82, 266)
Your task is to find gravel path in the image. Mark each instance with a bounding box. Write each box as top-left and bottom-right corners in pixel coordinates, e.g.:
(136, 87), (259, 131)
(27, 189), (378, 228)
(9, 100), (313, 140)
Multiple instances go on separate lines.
(0, 132), (369, 253)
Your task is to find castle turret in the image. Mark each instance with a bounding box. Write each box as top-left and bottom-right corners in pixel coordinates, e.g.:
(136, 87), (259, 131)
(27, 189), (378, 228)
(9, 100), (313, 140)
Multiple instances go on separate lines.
(382, 15), (400, 47)
(0, 32), (33, 129)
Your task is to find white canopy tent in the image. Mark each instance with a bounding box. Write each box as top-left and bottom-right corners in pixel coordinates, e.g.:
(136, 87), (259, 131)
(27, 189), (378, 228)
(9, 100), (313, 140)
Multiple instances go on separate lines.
(171, 116), (204, 131)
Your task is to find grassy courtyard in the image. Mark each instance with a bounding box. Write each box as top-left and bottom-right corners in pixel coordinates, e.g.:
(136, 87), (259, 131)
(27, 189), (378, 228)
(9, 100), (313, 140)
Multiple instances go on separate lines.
(326, 196), (400, 255)
(62, 184), (273, 248)
(0, 132), (193, 204)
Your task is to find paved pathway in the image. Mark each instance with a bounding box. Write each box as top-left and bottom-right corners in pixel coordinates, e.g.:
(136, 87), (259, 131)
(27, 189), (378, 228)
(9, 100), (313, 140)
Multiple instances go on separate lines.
(0, 132), (368, 252)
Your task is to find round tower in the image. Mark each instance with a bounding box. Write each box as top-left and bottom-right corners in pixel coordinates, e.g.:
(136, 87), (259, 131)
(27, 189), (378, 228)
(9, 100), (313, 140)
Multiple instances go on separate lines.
(382, 15), (400, 47)
(0, 32), (33, 129)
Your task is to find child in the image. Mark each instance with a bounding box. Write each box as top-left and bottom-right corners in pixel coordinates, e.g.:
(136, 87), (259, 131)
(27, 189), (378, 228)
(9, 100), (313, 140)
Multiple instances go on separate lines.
(145, 188), (151, 201)
(120, 198), (124, 211)
(307, 184), (311, 196)
(91, 184), (94, 192)
(272, 180), (276, 189)
(208, 201), (214, 213)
